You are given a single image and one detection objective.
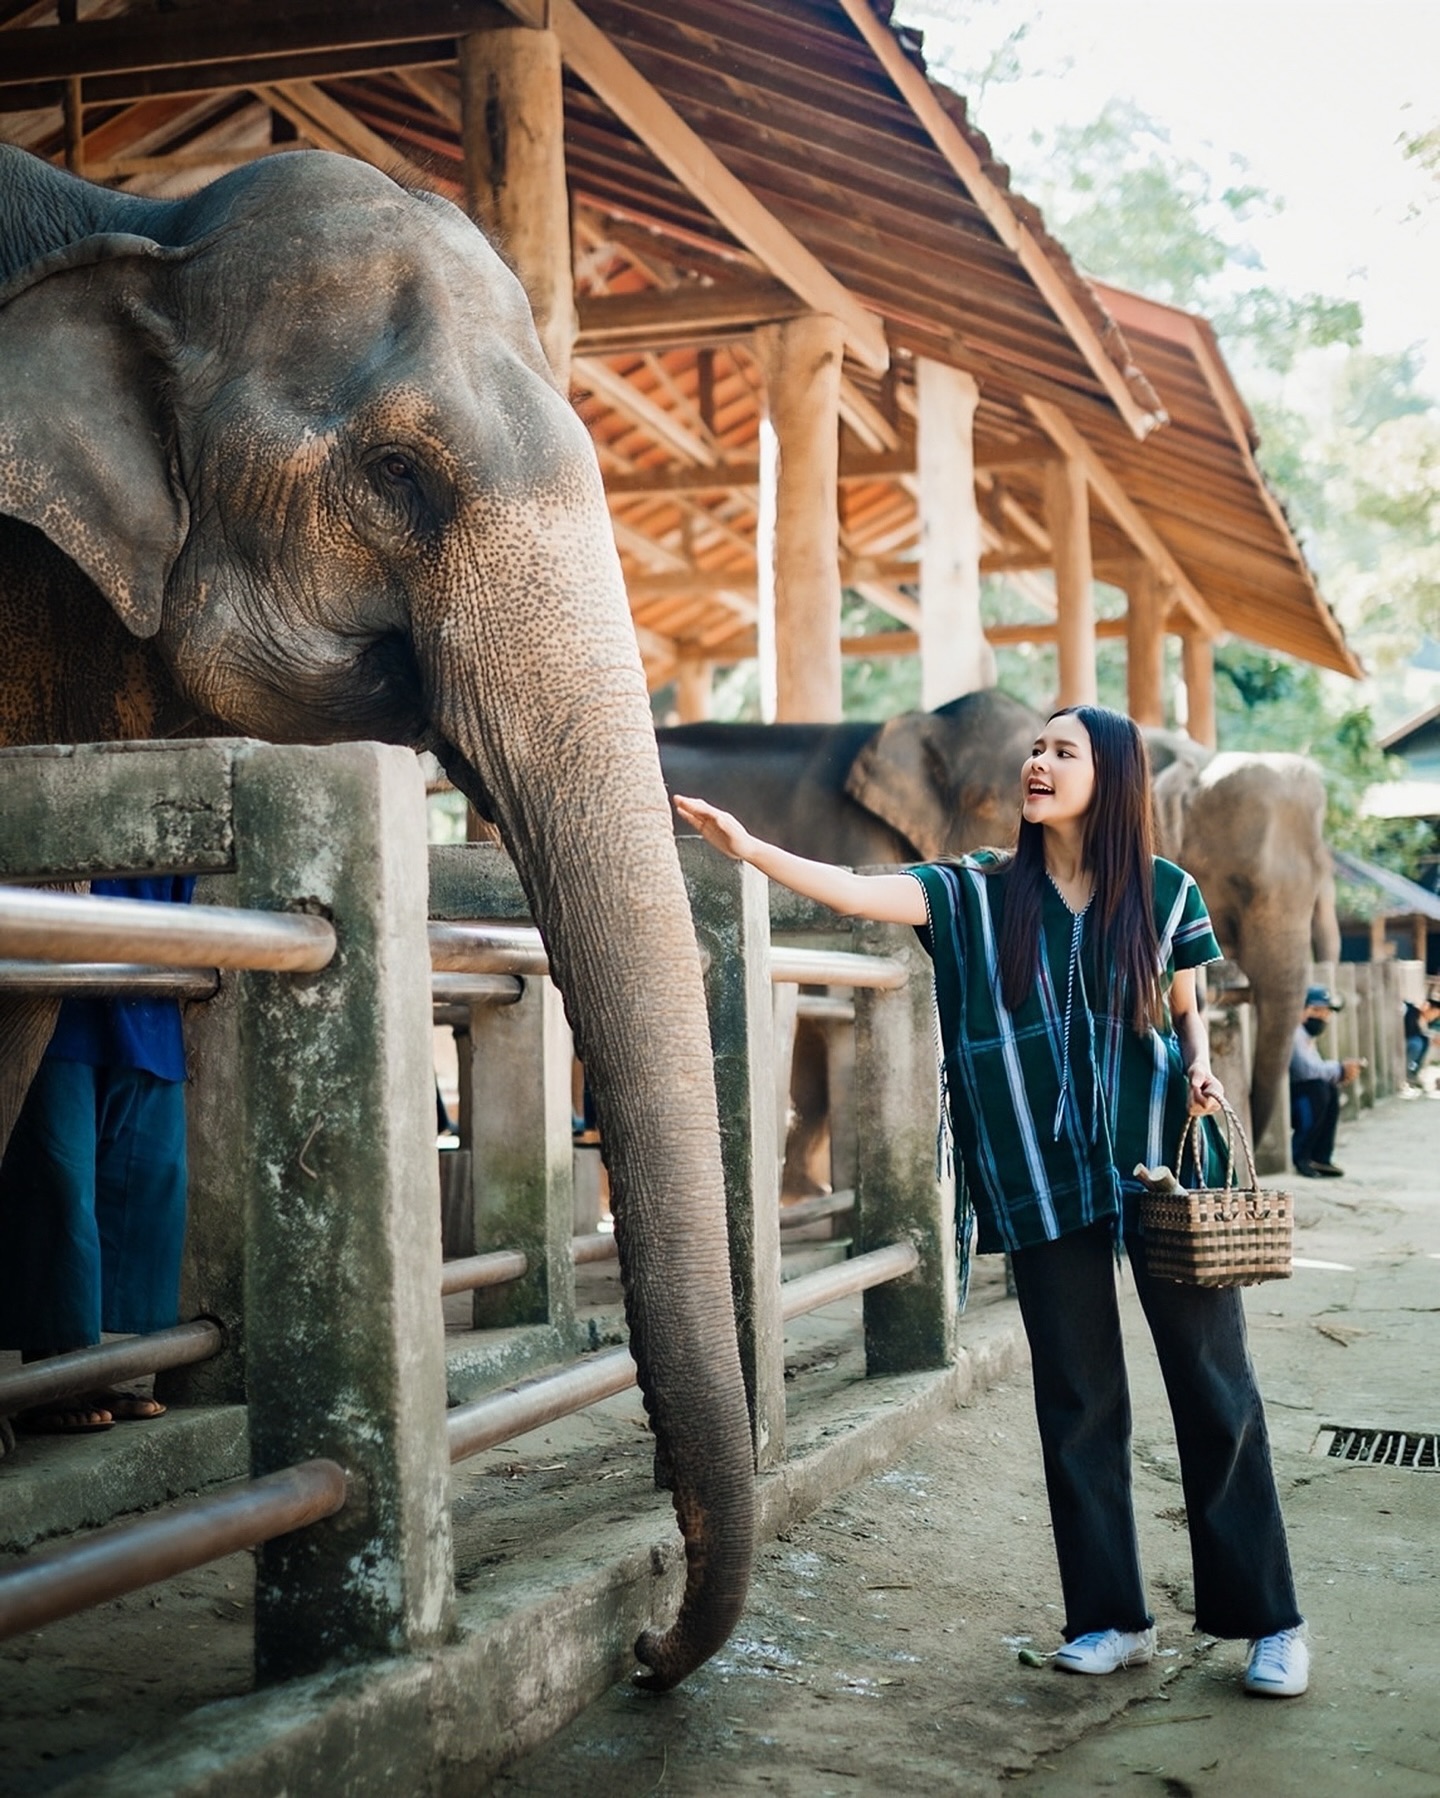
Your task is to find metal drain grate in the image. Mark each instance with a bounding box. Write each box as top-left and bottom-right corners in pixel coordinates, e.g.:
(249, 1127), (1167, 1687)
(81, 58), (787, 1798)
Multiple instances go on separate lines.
(1313, 1426), (1440, 1470)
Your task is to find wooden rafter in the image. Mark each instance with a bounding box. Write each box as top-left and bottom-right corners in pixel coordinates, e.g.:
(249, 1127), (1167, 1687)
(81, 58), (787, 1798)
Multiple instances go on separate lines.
(1026, 398), (1223, 639)
(254, 81), (438, 187)
(831, 0), (1160, 438)
(505, 0), (889, 372)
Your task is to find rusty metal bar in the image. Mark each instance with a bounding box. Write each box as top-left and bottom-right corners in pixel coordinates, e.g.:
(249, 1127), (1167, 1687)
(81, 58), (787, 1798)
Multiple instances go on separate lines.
(780, 1241), (919, 1322)
(779, 1189), (855, 1229)
(0, 1320), (222, 1417)
(0, 1459), (349, 1643)
(0, 961), (219, 997)
(439, 1249), (529, 1298)
(572, 1230), (618, 1265)
(771, 946), (907, 991)
(0, 887), (335, 972)
(430, 972), (524, 1006)
(428, 922), (550, 976)
(446, 1347), (636, 1465)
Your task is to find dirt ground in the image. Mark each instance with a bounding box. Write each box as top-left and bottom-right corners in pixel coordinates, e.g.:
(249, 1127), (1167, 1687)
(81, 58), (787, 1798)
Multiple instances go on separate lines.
(2, 1087), (1438, 1797)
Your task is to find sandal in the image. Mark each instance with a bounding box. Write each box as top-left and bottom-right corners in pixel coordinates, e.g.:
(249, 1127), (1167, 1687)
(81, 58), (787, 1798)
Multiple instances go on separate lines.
(88, 1388), (166, 1422)
(16, 1402), (114, 1434)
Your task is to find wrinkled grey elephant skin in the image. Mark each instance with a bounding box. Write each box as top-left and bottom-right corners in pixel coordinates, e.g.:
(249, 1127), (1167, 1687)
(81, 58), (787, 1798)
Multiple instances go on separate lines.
(658, 690), (1043, 864)
(1153, 749), (1340, 1150)
(659, 691), (1041, 1191)
(0, 144), (752, 1688)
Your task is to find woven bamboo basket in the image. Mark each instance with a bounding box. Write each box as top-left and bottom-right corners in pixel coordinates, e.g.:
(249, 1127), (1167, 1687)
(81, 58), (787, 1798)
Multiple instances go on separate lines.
(1139, 1100), (1293, 1288)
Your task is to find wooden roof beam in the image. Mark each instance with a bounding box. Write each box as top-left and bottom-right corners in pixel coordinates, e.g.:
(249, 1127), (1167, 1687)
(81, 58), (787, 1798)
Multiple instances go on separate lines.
(507, 0), (888, 373)
(255, 81), (437, 188)
(577, 358), (719, 466)
(1026, 397), (1223, 639)
(833, 0), (1159, 437)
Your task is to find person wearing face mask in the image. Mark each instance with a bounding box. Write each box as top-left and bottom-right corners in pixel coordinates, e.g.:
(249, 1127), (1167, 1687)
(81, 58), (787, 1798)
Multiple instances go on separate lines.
(1288, 986), (1362, 1177)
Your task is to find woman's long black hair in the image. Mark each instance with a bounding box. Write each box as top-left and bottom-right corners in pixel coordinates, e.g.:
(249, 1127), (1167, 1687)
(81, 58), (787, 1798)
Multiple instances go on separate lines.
(994, 705), (1163, 1035)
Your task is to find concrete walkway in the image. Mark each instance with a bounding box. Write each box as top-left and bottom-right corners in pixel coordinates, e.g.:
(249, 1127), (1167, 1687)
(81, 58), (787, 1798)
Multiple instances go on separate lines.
(491, 1088), (1440, 1797)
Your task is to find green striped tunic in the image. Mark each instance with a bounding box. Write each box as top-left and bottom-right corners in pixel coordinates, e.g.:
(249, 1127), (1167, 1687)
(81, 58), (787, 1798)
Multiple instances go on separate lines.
(909, 854), (1222, 1256)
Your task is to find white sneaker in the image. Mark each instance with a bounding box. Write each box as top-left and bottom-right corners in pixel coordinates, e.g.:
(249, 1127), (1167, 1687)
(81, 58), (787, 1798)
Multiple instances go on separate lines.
(1053, 1625), (1157, 1675)
(1243, 1626), (1310, 1697)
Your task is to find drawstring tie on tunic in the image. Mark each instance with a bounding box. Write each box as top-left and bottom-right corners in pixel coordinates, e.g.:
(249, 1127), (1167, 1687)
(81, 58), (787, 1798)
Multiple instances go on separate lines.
(1047, 873), (1099, 1145)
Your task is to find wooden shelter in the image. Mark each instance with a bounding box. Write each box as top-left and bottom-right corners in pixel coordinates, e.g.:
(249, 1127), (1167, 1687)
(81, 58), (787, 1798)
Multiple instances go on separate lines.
(0, 0), (1358, 735)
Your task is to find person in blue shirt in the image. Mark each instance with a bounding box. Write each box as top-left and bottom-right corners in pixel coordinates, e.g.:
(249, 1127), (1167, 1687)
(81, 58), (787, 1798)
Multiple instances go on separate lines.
(0, 875), (194, 1433)
(1288, 985), (1362, 1177)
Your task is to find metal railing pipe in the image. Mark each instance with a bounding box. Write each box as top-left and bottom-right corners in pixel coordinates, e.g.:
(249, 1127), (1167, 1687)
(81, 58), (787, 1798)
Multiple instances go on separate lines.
(779, 1190), (856, 1230)
(0, 887), (335, 972)
(0, 962), (220, 997)
(572, 1231), (618, 1265)
(428, 922), (549, 976)
(795, 994), (856, 1023)
(0, 1320), (223, 1417)
(0, 1459), (349, 1643)
(447, 1348), (636, 1465)
(430, 973), (525, 1006)
(780, 1241), (920, 1323)
(771, 946), (907, 991)
(439, 1250), (529, 1298)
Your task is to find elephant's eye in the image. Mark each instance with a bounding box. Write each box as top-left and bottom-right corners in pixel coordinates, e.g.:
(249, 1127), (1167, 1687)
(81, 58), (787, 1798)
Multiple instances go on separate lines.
(379, 454), (416, 484)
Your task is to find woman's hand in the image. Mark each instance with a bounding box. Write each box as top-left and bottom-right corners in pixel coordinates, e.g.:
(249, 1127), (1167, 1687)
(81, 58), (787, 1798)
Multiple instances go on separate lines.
(673, 794), (754, 862)
(1187, 1066), (1225, 1117)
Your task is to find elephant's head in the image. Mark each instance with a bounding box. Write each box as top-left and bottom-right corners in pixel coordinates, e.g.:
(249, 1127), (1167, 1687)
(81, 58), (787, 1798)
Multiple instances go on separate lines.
(0, 146), (751, 1686)
(843, 689), (1041, 858)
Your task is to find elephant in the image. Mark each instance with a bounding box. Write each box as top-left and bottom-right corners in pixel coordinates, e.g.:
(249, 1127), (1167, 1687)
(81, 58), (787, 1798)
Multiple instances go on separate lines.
(0, 144), (750, 1688)
(659, 691), (1041, 1191)
(1153, 750), (1340, 1161)
(658, 689), (1043, 866)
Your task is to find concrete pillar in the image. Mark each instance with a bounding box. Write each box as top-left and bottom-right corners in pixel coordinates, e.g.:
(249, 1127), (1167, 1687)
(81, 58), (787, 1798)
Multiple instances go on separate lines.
(1044, 454), (1097, 707)
(234, 742), (453, 1681)
(459, 24), (575, 387)
(466, 972), (577, 1335)
(850, 919), (955, 1373)
(1125, 560), (1167, 727)
(1182, 633), (1217, 749)
(753, 314), (845, 724)
(1334, 961), (1361, 1121)
(917, 358), (989, 706)
(675, 657), (714, 723)
(679, 839), (785, 1470)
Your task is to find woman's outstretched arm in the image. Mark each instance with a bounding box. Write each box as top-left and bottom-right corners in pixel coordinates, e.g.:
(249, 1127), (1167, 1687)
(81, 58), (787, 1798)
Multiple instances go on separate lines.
(673, 795), (928, 926)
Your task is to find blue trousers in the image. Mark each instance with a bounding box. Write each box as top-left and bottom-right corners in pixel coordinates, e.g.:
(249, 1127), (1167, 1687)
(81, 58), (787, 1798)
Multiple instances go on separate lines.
(1290, 1077), (1339, 1168)
(0, 1060), (187, 1361)
(1009, 1219), (1301, 1643)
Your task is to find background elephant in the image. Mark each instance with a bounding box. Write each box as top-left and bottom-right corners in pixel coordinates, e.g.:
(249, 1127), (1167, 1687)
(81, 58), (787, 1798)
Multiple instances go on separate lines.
(1153, 750), (1340, 1166)
(0, 144), (750, 1688)
(658, 689), (1042, 865)
(659, 691), (1040, 1191)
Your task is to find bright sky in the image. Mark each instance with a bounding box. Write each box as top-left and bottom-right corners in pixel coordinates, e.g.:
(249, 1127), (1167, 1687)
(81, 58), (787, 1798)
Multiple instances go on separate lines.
(896, 0), (1440, 386)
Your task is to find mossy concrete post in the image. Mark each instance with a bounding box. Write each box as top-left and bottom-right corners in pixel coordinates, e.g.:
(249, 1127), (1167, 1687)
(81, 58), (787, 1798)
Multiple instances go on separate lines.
(467, 972), (577, 1334)
(233, 743), (454, 1681)
(1335, 961), (1361, 1120)
(851, 918), (955, 1375)
(679, 839), (785, 1470)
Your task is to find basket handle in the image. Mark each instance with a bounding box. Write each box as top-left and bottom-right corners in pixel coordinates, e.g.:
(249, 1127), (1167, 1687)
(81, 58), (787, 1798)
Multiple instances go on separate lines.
(1175, 1096), (1259, 1195)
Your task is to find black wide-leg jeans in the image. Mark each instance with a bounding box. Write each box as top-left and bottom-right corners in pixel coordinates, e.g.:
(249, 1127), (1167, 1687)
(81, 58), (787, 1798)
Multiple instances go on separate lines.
(1008, 1219), (1302, 1643)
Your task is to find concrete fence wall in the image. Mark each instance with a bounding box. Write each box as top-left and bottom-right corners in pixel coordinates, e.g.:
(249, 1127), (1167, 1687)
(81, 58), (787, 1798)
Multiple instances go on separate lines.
(0, 739), (954, 1686)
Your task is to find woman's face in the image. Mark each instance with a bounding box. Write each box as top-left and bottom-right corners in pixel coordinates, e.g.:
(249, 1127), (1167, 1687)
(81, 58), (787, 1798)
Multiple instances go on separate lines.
(1021, 715), (1096, 830)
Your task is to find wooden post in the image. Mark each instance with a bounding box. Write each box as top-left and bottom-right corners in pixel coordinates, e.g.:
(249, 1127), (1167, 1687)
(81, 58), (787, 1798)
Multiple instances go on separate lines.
(1124, 560), (1166, 726)
(753, 314), (845, 723)
(675, 657), (713, 723)
(1181, 632), (1217, 748)
(1044, 453), (1097, 707)
(917, 358), (989, 706)
(458, 24), (576, 388)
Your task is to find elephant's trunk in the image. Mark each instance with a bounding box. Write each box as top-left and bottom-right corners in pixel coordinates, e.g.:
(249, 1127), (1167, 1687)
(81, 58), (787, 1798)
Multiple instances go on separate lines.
(423, 467), (754, 1688)
(1239, 927), (1310, 1150)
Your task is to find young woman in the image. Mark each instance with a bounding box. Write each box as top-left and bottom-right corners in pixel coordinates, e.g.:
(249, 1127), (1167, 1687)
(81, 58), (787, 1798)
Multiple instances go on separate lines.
(675, 703), (1308, 1699)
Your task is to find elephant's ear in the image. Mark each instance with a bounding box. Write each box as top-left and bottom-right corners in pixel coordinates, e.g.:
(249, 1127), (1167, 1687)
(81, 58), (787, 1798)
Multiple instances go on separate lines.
(0, 235), (190, 638)
(1151, 760), (1195, 862)
(843, 712), (955, 860)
